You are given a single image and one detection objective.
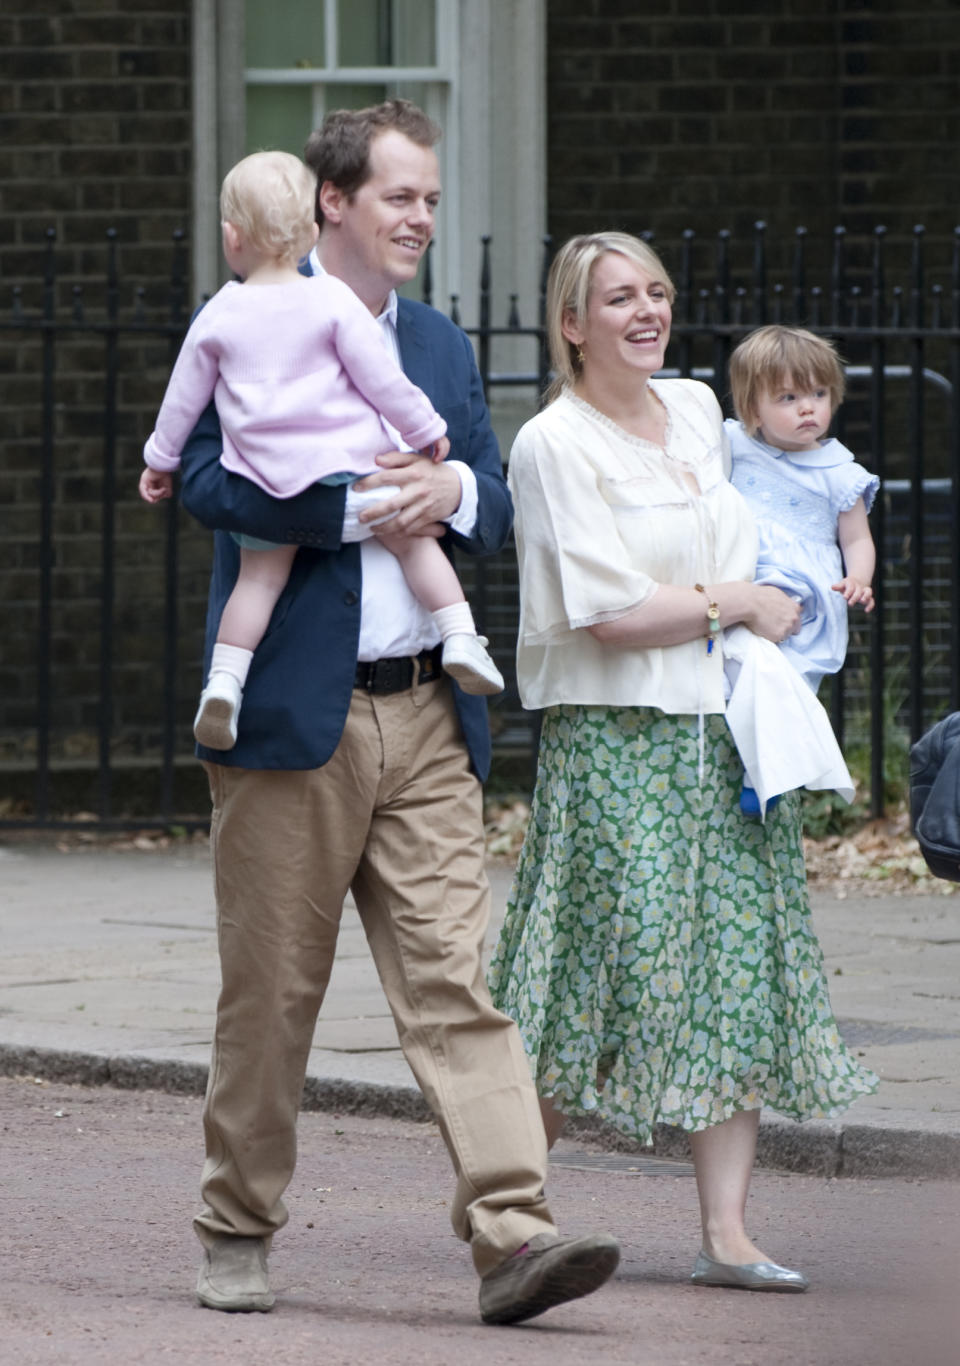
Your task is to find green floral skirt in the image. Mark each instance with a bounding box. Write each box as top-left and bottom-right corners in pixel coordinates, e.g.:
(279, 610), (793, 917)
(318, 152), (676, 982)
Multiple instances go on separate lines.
(488, 706), (877, 1143)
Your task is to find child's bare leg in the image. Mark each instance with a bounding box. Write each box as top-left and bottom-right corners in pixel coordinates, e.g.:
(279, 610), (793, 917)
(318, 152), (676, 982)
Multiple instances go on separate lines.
(194, 544), (297, 751)
(376, 529), (462, 609)
(376, 530), (504, 696)
(218, 544), (298, 649)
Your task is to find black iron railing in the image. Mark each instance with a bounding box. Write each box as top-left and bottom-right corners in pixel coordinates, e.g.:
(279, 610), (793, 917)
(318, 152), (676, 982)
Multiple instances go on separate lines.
(1, 222), (958, 828)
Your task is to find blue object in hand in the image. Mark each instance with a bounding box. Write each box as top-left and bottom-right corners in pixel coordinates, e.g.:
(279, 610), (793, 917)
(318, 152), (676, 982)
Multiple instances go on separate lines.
(740, 786), (780, 817)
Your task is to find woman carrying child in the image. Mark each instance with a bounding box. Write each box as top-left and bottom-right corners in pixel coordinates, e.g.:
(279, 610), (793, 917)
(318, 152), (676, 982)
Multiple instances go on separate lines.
(488, 232), (878, 1294)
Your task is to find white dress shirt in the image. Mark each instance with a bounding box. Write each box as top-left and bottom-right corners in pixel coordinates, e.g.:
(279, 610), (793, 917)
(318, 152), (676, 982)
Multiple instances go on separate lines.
(308, 248), (479, 660)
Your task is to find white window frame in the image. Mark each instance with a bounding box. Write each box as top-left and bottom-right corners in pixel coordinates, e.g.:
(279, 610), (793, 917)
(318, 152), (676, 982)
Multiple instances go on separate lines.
(244, 1), (460, 304)
(191, 0), (546, 393)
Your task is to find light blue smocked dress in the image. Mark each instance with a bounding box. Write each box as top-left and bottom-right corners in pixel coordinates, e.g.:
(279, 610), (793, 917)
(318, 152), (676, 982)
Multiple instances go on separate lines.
(725, 420), (880, 693)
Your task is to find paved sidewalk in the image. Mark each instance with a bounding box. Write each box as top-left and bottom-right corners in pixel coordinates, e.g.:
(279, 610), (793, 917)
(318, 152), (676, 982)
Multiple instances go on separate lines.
(1, 836), (958, 1177)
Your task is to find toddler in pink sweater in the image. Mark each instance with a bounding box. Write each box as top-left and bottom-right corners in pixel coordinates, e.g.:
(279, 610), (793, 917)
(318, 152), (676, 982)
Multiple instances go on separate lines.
(140, 151), (503, 750)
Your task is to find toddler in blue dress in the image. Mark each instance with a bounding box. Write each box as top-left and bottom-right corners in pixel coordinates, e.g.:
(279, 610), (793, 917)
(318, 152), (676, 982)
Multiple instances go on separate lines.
(725, 325), (879, 813)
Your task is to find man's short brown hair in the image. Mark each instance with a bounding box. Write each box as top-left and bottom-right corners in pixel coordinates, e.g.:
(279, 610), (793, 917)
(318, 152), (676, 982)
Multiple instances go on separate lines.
(304, 99), (441, 225)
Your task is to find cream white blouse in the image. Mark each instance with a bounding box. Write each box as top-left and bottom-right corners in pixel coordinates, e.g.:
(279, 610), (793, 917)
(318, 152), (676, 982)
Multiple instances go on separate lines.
(508, 379), (758, 713)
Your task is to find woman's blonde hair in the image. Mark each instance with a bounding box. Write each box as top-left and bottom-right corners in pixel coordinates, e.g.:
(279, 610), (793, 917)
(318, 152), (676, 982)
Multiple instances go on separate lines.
(729, 325), (846, 436)
(545, 231), (676, 402)
(219, 151), (318, 266)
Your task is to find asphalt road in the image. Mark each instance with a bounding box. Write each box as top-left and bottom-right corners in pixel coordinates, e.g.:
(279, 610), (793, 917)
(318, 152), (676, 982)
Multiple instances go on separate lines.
(2, 1078), (957, 1366)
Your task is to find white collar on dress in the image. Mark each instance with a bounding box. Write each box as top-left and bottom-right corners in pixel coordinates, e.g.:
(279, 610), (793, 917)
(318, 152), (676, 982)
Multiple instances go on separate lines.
(751, 431), (855, 470)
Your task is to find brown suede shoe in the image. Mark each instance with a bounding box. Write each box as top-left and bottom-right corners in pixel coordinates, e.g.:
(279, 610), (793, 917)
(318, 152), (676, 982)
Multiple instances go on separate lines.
(196, 1235), (275, 1312)
(479, 1231), (620, 1325)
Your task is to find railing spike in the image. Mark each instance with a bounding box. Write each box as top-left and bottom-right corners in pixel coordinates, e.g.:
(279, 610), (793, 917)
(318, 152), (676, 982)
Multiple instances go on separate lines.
(871, 224), (887, 328)
(170, 228), (187, 326)
(752, 220), (767, 324)
(715, 230), (730, 325)
(421, 237), (433, 309)
(910, 223), (925, 328)
(679, 229), (695, 326)
(105, 227), (119, 324)
(810, 283), (822, 329)
(831, 225), (846, 328)
(792, 225), (808, 323)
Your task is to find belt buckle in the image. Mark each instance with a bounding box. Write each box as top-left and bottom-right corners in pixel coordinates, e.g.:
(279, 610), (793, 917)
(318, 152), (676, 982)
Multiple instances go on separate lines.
(417, 646), (442, 685)
(366, 659), (387, 693)
(369, 656), (411, 694)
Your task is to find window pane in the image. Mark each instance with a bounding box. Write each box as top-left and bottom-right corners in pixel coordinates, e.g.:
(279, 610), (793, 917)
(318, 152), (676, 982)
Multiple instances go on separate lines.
(337, 0), (436, 67)
(323, 82), (388, 116)
(338, 0), (389, 66)
(246, 84), (314, 157)
(393, 0), (435, 65)
(246, 0), (325, 69)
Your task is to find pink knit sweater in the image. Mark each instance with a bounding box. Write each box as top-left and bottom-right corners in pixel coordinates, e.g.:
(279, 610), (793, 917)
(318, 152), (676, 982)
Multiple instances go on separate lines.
(143, 274), (446, 497)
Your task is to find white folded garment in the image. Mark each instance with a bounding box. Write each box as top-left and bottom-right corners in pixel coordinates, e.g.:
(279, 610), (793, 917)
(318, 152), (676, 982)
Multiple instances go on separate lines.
(722, 624), (855, 819)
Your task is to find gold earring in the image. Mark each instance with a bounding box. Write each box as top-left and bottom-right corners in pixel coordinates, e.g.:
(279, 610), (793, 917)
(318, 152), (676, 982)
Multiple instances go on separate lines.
(576, 345), (585, 365)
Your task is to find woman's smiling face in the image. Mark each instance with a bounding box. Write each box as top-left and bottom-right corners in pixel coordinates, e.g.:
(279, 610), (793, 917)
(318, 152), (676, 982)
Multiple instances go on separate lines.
(562, 251), (672, 382)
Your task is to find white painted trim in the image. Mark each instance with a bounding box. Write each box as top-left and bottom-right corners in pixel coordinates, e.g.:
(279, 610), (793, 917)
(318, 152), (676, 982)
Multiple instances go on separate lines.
(191, 0), (246, 302)
(246, 67), (453, 83)
(190, 0), (547, 341)
(455, 0), (546, 386)
(191, 0), (219, 304)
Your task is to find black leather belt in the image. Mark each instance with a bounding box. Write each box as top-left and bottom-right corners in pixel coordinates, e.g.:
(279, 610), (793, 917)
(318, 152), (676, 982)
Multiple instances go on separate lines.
(353, 644), (444, 694)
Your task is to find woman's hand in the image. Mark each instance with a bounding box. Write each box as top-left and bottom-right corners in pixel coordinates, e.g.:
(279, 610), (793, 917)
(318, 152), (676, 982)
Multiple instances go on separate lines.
(587, 580), (801, 651)
(739, 584), (803, 644)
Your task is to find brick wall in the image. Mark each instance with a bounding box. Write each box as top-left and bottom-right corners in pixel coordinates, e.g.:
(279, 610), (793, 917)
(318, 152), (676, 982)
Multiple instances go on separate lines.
(0, 2), (210, 815)
(1, 1), (957, 816)
(0, 0), (192, 304)
(547, 0), (960, 283)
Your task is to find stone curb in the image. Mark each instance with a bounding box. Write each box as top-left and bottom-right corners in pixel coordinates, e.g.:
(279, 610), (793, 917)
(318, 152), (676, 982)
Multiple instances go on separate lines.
(4, 1044), (958, 1182)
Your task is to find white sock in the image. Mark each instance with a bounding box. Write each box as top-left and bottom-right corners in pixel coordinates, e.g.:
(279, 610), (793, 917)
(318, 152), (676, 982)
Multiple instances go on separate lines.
(432, 603), (477, 641)
(209, 643), (253, 688)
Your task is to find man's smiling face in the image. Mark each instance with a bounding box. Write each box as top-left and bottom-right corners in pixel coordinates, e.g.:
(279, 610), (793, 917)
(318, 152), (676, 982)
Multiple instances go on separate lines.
(327, 128), (441, 305)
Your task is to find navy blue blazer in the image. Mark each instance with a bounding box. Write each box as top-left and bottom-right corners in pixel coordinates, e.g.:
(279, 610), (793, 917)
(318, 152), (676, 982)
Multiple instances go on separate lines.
(178, 297), (513, 779)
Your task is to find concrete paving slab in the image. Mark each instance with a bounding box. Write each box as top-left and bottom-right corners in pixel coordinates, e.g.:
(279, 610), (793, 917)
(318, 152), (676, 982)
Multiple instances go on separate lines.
(1, 838), (958, 1176)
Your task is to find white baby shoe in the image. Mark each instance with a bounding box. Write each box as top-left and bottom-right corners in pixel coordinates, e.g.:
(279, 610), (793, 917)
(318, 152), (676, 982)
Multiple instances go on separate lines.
(441, 634), (505, 696)
(193, 672), (243, 750)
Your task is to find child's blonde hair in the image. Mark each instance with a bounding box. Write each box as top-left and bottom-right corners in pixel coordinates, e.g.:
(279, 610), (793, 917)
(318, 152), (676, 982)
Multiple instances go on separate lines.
(219, 151), (318, 266)
(729, 325), (846, 437)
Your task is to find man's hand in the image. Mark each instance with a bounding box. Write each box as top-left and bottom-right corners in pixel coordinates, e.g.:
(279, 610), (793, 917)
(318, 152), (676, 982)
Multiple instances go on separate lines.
(353, 450), (462, 535)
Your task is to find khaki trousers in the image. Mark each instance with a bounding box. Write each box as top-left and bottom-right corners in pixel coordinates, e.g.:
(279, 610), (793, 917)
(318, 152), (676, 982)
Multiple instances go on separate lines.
(194, 674), (555, 1275)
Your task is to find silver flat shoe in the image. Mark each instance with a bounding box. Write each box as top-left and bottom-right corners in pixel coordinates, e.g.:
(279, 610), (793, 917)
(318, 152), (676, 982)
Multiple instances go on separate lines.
(690, 1249), (809, 1293)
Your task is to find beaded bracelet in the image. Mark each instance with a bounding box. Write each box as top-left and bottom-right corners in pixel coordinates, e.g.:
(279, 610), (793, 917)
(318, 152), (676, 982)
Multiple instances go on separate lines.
(694, 583), (721, 655)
